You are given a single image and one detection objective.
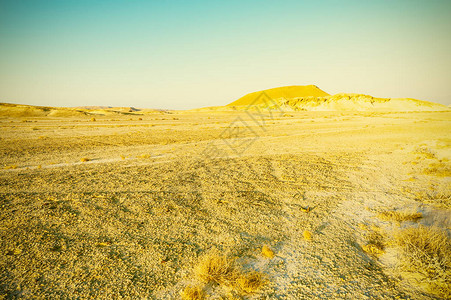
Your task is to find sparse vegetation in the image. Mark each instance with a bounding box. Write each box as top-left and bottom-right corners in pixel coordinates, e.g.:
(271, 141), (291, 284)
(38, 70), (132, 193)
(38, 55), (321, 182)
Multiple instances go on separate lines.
(236, 271), (267, 294)
(412, 147), (436, 159)
(180, 285), (205, 300)
(415, 191), (451, 208)
(394, 226), (451, 298)
(194, 250), (238, 286)
(423, 162), (451, 177)
(377, 210), (423, 222)
(362, 231), (385, 256)
(193, 250), (267, 297)
(362, 243), (384, 256)
(0, 109), (449, 299)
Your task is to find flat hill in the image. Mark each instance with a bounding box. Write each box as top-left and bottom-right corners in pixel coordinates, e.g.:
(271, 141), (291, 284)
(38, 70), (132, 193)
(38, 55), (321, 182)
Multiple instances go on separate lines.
(228, 85), (330, 106)
(225, 86), (448, 112)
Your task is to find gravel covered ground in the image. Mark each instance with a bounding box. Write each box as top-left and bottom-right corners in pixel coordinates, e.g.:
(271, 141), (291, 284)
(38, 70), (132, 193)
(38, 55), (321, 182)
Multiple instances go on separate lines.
(1, 110), (450, 299)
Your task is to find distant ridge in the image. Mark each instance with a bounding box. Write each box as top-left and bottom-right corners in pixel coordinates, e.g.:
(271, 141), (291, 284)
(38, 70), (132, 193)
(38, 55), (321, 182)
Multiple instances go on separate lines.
(228, 85), (329, 106)
(74, 106), (112, 110)
(0, 102), (166, 117)
(74, 106), (140, 112)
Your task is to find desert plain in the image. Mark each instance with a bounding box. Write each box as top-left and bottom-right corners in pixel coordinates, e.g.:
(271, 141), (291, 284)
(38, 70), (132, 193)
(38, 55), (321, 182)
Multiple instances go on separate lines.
(0, 105), (450, 299)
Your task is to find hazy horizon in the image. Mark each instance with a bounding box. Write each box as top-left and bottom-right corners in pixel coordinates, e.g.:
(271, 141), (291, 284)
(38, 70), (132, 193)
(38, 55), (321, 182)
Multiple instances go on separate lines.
(1, 0), (450, 110)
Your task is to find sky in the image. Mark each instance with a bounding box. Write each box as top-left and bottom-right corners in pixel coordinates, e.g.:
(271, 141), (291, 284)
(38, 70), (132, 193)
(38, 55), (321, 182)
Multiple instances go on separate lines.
(0, 0), (450, 109)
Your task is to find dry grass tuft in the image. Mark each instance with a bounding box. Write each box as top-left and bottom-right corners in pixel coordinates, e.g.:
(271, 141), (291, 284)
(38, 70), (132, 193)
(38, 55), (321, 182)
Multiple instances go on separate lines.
(423, 162), (451, 177)
(358, 223), (369, 231)
(180, 285), (205, 300)
(194, 250), (238, 286)
(362, 243), (384, 256)
(303, 230), (312, 241)
(80, 157), (90, 162)
(193, 250), (268, 296)
(362, 231), (385, 256)
(91, 117), (96, 122)
(261, 245), (275, 259)
(412, 148), (436, 159)
(5, 165), (18, 169)
(415, 191), (451, 208)
(377, 210), (423, 222)
(236, 271), (267, 294)
(394, 226), (451, 298)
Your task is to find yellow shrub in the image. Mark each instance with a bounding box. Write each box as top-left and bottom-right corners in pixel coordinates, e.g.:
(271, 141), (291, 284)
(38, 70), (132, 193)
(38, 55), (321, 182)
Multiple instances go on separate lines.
(377, 210), (422, 222)
(394, 226), (451, 298)
(236, 271), (266, 294)
(194, 250), (237, 285)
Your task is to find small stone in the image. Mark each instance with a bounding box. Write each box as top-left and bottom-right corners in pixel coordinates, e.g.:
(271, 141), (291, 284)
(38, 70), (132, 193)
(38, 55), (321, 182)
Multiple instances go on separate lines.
(303, 230), (313, 241)
(261, 245), (275, 259)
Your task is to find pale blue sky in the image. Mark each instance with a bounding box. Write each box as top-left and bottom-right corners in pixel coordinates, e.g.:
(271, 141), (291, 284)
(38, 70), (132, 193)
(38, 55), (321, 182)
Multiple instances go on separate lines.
(1, 0), (450, 109)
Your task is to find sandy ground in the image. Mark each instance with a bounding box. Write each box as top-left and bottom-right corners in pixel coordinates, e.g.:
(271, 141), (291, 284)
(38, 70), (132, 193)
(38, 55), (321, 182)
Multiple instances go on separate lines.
(0, 110), (450, 299)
